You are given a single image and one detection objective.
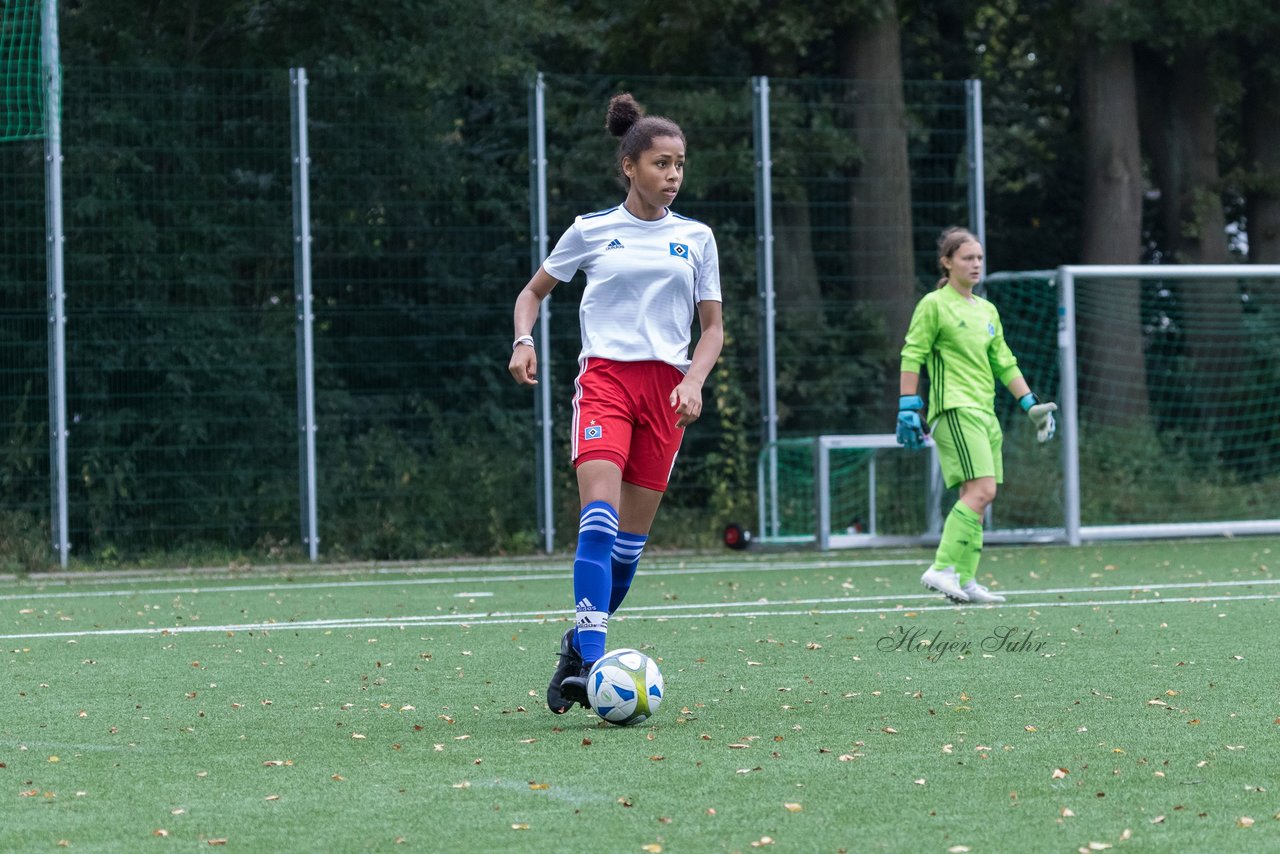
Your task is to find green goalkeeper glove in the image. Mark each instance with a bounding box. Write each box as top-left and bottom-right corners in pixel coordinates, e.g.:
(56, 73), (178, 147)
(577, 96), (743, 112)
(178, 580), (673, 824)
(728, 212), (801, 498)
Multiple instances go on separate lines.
(1019, 392), (1057, 442)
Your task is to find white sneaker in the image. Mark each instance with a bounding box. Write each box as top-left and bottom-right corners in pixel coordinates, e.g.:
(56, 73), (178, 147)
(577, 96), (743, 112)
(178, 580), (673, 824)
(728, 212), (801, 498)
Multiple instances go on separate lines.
(920, 566), (968, 602)
(961, 580), (1006, 603)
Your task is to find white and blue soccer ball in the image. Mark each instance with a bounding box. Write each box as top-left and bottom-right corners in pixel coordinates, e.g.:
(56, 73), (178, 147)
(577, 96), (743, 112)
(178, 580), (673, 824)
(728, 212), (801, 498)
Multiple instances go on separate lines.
(586, 648), (664, 726)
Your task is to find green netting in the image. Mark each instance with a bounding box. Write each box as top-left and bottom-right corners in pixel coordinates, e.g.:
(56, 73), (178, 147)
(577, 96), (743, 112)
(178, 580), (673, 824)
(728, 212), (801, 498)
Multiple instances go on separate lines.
(1072, 272), (1280, 526)
(763, 78), (970, 438)
(766, 269), (1280, 544)
(758, 439), (934, 540)
(1, 0), (45, 142)
(979, 272), (1064, 532)
(989, 270), (1280, 529)
(3, 67), (975, 562)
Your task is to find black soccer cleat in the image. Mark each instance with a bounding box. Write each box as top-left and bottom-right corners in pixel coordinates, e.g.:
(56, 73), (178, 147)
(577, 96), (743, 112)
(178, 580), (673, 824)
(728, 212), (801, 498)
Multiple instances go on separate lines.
(547, 627), (587, 714)
(559, 672), (591, 710)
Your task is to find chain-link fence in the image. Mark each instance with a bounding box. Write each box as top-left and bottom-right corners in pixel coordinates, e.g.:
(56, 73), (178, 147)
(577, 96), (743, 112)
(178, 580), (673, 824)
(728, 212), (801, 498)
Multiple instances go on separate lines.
(0, 68), (974, 566)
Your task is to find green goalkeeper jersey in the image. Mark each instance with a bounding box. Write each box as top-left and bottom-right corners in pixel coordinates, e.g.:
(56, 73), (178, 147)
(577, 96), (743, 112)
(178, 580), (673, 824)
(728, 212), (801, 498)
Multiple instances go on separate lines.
(899, 285), (1023, 417)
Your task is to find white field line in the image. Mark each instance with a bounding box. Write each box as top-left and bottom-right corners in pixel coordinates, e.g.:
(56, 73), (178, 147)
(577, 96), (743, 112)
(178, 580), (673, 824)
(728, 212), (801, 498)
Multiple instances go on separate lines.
(2, 588), (1277, 641)
(0, 558), (925, 602)
(2, 556), (1276, 605)
(0, 555), (928, 588)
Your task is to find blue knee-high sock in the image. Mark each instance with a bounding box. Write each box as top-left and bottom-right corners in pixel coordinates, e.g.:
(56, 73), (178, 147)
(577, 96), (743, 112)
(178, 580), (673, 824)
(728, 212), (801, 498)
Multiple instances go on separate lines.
(608, 531), (648, 614)
(573, 501), (618, 664)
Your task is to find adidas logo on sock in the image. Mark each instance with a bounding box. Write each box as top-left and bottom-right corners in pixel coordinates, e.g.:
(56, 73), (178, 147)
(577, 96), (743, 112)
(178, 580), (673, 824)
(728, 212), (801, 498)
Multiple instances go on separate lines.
(606, 238), (624, 250)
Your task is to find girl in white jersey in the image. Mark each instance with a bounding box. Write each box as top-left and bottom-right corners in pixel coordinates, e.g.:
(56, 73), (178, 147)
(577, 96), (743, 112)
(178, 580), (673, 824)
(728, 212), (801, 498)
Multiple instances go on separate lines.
(508, 93), (724, 714)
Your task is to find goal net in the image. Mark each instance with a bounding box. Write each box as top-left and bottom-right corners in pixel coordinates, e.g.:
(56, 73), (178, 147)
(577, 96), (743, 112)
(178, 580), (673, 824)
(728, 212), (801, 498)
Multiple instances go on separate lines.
(761, 265), (1280, 547)
(1, 0), (45, 142)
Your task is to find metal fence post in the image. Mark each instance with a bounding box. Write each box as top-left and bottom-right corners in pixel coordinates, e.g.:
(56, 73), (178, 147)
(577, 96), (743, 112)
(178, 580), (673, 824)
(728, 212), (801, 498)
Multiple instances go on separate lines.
(529, 73), (555, 553)
(752, 76), (779, 540)
(290, 68), (319, 561)
(965, 79), (986, 271)
(43, 0), (69, 568)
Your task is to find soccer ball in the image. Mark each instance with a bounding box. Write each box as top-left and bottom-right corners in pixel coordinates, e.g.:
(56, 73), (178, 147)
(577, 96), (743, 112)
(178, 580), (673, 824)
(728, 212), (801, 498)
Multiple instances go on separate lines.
(586, 648), (664, 726)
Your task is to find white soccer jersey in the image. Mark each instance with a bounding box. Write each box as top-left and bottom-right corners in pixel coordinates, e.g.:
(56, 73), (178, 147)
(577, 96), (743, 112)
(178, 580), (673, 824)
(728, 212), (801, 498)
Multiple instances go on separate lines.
(541, 204), (721, 372)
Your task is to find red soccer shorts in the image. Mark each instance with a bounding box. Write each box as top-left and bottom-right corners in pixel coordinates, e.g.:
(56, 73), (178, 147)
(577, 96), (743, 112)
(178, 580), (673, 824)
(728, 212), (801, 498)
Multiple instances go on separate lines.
(571, 358), (687, 492)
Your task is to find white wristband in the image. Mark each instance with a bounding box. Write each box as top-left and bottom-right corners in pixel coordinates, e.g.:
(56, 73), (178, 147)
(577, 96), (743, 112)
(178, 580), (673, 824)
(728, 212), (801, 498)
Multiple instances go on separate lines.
(512, 335), (535, 351)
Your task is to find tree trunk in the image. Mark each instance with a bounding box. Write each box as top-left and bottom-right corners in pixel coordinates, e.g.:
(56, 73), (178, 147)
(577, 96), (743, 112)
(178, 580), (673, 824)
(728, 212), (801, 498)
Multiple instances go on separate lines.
(834, 0), (915, 390)
(1242, 51), (1280, 265)
(772, 186), (825, 333)
(1138, 43), (1246, 435)
(1137, 47), (1230, 264)
(1077, 0), (1149, 425)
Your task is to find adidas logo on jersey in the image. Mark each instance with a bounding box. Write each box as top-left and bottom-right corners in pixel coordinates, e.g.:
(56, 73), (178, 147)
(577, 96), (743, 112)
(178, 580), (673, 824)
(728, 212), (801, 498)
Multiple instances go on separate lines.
(606, 238), (624, 250)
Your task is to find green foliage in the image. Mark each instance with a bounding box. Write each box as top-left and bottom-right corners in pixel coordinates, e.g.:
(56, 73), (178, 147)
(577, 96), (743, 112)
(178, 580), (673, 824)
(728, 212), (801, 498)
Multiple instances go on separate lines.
(1075, 422), (1280, 525)
(320, 405), (542, 560)
(0, 510), (54, 574)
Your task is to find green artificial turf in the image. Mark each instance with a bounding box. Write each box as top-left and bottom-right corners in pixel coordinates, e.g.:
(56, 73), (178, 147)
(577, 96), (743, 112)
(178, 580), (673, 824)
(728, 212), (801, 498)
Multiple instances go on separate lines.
(3, 538), (1278, 851)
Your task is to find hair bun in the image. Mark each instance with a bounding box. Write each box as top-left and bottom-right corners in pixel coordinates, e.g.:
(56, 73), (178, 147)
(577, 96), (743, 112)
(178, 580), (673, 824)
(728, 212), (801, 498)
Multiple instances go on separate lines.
(606, 93), (643, 138)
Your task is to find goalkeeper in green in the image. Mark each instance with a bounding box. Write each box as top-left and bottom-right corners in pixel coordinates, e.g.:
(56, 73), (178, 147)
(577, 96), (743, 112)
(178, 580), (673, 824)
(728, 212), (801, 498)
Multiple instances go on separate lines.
(897, 227), (1057, 604)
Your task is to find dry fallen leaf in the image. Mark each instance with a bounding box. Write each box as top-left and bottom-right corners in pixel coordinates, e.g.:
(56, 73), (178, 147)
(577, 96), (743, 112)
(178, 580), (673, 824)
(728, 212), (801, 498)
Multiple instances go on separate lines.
(510, 824), (529, 831)
(784, 802), (803, 812)
(1238, 817), (1255, 828)
(1053, 768), (1069, 779)
(642, 846), (663, 854)
(153, 830), (169, 838)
